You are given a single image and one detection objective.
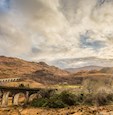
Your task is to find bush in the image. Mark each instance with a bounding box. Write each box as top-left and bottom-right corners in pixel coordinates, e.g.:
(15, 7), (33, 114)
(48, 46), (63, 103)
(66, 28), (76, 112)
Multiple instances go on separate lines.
(76, 93), (85, 104)
(83, 94), (94, 106)
(83, 93), (113, 106)
(30, 96), (67, 108)
(39, 89), (56, 99)
(44, 99), (67, 108)
(95, 93), (108, 106)
(30, 90), (113, 108)
(107, 93), (113, 102)
(30, 98), (48, 107)
(43, 93), (67, 108)
(58, 91), (77, 106)
(30, 91), (77, 108)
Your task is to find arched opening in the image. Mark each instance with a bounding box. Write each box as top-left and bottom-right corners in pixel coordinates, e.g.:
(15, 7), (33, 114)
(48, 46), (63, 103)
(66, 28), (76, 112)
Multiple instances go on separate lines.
(1, 91), (11, 107)
(10, 79), (13, 82)
(13, 79), (15, 82)
(0, 91), (3, 104)
(13, 93), (26, 106)
(29, 93), (38, 102)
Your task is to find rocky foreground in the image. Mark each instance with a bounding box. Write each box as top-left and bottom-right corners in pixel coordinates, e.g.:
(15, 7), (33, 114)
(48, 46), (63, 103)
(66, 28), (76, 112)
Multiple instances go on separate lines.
(0, 105), (113, 115)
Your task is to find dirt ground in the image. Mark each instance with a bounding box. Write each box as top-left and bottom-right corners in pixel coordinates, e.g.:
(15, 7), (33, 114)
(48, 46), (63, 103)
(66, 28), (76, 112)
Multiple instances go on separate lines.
(0, 105), (113, 115)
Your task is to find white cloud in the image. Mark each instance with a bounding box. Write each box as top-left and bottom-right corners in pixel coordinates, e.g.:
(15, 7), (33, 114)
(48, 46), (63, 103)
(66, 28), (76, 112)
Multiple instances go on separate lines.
(0, 0), (113, 68)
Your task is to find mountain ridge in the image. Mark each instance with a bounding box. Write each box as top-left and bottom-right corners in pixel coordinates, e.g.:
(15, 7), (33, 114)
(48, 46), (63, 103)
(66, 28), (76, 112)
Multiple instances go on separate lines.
(65, 66), (103, 73)
(1, 56), (113, 85)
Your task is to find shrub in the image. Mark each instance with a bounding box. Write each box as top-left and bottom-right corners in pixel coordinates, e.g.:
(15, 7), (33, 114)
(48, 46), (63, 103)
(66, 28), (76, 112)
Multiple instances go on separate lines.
(83, 94), (94, 106)
(30, 98), (48, 107)
(30, 90), (113, 108)
(30, 91), (77, 108)
(76, 93), (85, 104)
(82, 92), (113, 106)
(94, 88), (113, 106)
(43, 93), (67, 108)
(95, 93), (108, 106)
(58, 91), (77, 106)
(44, 99), (67, 108)
(39, 89), (56, 99)
(30, 96), (67, 108)
(107, 93), (113, 102)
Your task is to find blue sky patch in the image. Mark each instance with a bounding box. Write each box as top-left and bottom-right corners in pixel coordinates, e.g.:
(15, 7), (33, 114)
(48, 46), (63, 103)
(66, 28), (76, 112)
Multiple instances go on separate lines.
(0, 0), (10, 12)
(80, 34), (106, 50)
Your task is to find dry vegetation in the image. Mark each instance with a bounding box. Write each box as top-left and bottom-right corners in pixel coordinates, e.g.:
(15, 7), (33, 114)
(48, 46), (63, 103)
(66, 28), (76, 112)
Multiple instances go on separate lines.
(1, 56), (113, 114)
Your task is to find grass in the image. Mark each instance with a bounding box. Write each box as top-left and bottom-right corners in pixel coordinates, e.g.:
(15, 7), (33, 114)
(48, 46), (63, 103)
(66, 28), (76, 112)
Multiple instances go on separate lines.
(52, 84), (81, 89)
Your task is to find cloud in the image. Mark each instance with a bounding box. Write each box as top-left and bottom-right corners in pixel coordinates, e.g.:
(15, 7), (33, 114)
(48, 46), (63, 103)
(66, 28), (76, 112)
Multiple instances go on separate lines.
(0, 0), (113, 68)
(52, 57), (113, 68)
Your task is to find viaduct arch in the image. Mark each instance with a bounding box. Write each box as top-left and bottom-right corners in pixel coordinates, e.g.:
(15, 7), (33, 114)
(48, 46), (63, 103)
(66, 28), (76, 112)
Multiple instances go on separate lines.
(0, 86), (55, 107)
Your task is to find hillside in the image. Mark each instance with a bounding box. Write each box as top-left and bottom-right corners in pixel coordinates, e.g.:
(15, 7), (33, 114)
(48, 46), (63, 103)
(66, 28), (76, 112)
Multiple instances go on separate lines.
(0, 56), (69, 78)
(1, 56), (113, 86)
(72, 67), (113, 79)
(65, 65), (113, 81)
(0, 56), (73, 85)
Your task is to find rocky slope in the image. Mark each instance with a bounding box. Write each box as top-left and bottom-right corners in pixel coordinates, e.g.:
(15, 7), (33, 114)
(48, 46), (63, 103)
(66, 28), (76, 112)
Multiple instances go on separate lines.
(0, 56), (72, 85)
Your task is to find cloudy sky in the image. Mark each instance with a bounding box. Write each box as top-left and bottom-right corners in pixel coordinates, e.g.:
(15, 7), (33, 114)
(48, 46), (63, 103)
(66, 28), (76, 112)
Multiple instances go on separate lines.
(0, 0), (113, 68)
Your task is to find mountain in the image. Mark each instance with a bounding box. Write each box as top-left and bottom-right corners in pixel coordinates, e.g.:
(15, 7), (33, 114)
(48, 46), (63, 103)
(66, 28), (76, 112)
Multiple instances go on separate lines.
(100, 67), (113, 74)
(66, 66), (103, 73)
(1, 56), (113, 86)
(0, 56), (73, 85)
(0, 56), (69, 78)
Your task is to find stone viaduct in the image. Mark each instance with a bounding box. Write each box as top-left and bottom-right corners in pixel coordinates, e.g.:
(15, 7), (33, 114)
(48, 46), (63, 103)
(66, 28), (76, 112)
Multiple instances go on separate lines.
(0, 77), (22, 83)
(0, 86), (55, 107)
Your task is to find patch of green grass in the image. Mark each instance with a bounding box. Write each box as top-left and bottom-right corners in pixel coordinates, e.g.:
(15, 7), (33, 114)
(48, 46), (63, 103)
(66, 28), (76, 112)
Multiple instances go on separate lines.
(53, 84), (81, 89)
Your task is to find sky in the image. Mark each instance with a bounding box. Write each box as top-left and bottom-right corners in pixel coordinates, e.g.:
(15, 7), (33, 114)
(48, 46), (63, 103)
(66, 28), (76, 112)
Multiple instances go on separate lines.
(0, 0), (113, 68)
